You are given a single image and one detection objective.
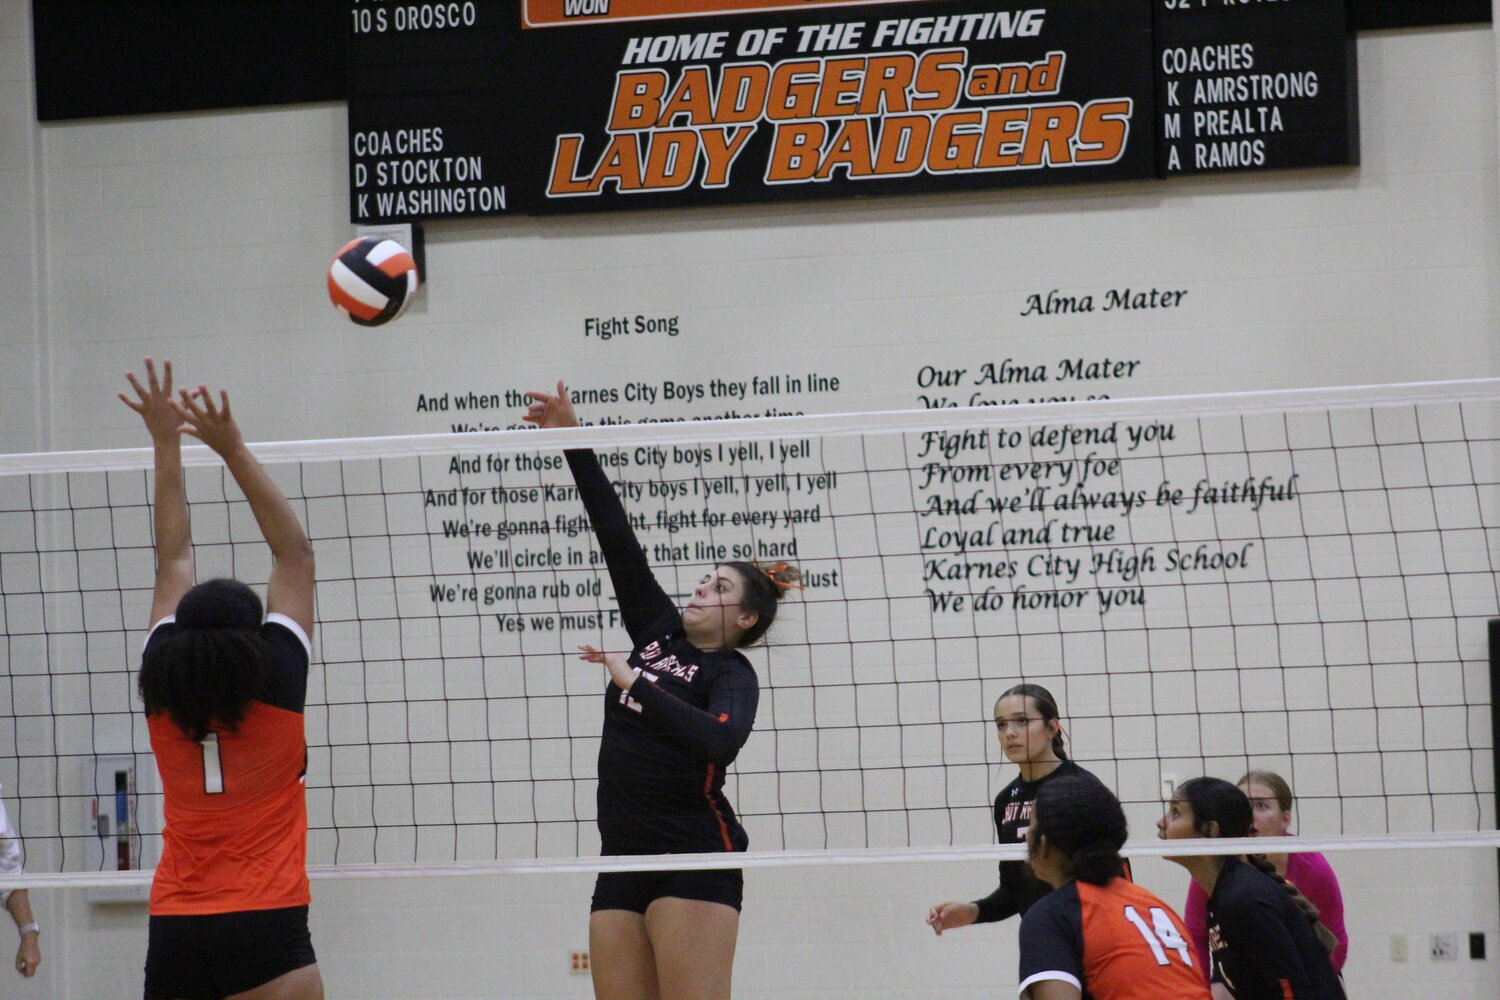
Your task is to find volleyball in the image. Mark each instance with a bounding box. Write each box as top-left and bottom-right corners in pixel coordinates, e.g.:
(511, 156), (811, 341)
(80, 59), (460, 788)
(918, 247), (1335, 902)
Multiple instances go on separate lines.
(326, 236), (419, 326)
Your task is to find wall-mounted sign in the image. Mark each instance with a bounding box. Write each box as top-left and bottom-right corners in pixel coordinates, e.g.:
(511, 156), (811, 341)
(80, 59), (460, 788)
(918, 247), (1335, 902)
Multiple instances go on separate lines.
(347, 0), (1356, 223)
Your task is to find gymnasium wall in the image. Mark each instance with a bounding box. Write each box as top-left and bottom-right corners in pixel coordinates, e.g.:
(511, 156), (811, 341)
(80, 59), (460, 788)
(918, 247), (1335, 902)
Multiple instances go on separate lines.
(1, 0), (1498, 998)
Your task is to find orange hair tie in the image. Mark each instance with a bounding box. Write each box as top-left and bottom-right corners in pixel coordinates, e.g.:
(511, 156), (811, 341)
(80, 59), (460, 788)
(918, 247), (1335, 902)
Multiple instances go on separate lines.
(764, 562), (805, 591)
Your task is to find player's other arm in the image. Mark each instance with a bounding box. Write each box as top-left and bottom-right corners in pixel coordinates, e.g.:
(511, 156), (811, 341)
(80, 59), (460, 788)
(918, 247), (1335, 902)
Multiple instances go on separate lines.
(1017, 895), (1084, 1000)
(630, 661), (757, 764)
(4, 888), (38, 977)
(178, 387), (315, 637)
(1023, 981), (1081, 1000)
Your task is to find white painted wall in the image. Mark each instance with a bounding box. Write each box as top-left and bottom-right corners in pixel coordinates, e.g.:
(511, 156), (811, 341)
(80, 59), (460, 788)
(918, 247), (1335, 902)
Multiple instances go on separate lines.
(0, 1), (1497, 997)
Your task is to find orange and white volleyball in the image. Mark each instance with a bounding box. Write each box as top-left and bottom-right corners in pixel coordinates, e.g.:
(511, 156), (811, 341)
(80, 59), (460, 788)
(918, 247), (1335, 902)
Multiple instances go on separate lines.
(327, 236), (419, 326)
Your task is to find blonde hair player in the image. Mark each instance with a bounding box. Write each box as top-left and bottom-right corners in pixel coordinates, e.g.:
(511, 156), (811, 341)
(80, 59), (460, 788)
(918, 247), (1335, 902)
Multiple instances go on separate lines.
(524, 381), (801, 1000)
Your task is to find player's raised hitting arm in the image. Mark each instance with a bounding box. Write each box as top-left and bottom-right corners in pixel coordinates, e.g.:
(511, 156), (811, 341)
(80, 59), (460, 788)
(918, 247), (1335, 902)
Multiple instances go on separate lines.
(525, 380), (676, 643)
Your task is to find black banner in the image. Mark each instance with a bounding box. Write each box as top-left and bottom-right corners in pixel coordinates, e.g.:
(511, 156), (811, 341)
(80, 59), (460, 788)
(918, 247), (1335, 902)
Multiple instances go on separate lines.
(346, 0), (1358, 223)
(1354, 0), (1490, 30)
(1155, 0), (1358, 174)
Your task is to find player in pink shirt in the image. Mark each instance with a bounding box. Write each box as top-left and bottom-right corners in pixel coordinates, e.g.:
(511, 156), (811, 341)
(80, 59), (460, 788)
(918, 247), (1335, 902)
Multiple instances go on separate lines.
(1182, 770), (1347, 987)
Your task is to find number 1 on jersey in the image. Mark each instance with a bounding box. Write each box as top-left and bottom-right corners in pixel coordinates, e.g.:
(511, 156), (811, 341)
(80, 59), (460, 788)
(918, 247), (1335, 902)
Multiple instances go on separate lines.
(200, 733), (224, 794)
(1123, 905), (1192, 966)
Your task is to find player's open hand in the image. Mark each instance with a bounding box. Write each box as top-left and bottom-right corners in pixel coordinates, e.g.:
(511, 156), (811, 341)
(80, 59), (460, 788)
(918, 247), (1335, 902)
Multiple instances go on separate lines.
(523, 380), (579, 429)
(176, 386), (245, 459)
(120, 359), (189, 443)
(580, 644), (637, 691)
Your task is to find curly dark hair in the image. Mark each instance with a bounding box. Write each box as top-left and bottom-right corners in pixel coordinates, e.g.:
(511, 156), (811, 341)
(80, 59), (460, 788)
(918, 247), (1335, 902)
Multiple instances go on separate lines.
(139, 579), (271, 741)
(1031, 776), (1128, 885)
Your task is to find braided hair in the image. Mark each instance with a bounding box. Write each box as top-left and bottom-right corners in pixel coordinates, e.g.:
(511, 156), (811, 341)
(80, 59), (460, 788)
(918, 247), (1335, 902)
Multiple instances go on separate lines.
(719, 560), (801, 647)
(998, 683), (1067, 759)
(1030, 776), (1128, 885)
(1176, 776), (1339, 955)
(139, 578), (272, 741)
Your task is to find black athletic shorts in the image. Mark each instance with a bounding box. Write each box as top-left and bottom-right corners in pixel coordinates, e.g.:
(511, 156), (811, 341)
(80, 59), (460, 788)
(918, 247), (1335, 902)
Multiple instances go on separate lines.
(590, 867), (744, 914)
(144, 905), (317, 1000)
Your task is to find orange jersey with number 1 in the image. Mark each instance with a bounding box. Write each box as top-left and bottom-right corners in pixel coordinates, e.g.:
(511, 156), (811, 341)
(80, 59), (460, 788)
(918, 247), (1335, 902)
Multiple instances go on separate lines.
(146, 617), (311, 915)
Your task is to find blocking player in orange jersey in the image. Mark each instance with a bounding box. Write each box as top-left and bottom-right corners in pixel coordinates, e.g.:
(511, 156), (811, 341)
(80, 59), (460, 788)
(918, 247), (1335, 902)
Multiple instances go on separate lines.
(1017, 776), (1210, 1000)
(121, 359), (322, 1000)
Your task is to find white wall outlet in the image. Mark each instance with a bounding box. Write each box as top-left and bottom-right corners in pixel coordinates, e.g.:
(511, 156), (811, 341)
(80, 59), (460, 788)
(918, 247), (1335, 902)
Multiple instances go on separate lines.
(1389, 934), (1407, 962)
(1431, 933), (1459, 961)
(1160, 773), (1178, 800)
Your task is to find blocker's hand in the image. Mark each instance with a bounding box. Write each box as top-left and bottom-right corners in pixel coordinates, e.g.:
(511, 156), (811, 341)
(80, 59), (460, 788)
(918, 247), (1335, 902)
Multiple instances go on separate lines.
(120, 358), (189, 443)
(523, 380), (579, 429)
(176, 386), (245, 459)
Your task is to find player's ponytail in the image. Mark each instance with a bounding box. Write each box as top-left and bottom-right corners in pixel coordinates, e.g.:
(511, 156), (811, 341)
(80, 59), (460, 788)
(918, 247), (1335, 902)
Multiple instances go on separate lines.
(1245, 854), (1340, 955)
(723, 560), (802, 647)
(1031, 776), (1128, 886)
(139, 579), (272, 741)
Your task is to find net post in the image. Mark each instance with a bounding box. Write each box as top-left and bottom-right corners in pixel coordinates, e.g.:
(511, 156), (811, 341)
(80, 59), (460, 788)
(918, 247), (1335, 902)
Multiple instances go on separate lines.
(1490, 618), (1500, 931)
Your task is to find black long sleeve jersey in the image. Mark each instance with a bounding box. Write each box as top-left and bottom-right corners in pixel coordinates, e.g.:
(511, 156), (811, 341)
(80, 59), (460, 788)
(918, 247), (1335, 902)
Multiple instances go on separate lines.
(568, 449), (758, 857)
(973, 759), (1088, 923)
(1206, 859), (1345, 1000)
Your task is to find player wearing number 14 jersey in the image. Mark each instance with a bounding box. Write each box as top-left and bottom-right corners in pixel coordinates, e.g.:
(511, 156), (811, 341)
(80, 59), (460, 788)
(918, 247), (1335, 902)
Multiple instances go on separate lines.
(123, 359), (323, 1000)
(1018, 776), (1209, 1000)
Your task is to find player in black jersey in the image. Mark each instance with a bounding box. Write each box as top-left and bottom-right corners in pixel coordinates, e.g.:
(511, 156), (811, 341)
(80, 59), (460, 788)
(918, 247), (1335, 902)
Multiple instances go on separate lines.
(524, 382), (801, 1000)
(1158, 777), (1344, 1000)
(927, 683), (1106, 935)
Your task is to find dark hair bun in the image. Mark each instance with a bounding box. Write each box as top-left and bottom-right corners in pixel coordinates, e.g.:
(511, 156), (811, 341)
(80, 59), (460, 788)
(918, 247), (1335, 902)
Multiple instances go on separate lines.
(760, 561), (802, 601)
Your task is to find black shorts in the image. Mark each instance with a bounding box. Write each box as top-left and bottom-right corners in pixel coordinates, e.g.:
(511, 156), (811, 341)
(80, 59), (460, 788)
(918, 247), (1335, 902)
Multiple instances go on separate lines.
(144, 905), (317, 1000)
(590, 867), (744, 914)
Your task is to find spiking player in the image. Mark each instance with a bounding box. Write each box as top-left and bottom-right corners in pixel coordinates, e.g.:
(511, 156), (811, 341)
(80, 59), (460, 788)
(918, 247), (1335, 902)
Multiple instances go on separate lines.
(524, 381), (801, 1000)
(123, 360), (323, 1000)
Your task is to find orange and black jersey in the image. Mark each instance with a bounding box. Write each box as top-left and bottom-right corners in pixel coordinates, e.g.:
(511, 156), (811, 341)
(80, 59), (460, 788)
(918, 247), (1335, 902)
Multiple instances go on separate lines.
(568, 449), (757, 857)
(145, 615), (310, 916)
(1206, 859), (1345, 1000)
(1018, 877), (1210, 1000)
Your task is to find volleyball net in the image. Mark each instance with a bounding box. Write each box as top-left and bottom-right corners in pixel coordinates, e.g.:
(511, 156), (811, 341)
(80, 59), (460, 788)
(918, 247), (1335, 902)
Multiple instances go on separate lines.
(0, 380), (1496, 886)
